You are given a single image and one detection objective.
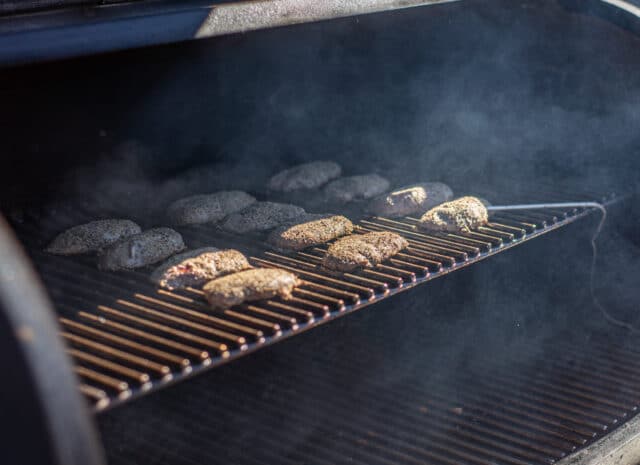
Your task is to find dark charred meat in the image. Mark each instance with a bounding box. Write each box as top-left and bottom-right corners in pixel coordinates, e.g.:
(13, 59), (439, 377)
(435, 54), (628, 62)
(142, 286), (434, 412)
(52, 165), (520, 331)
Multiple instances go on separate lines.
(167, 191), (256, 225)
(367, 182), (453, 217)
(203, 268), (301, 310)
(151, 247), (252, 290)
(268, 161), (342, 192)
(417, 196), (488, 233)
(322, 231), (408, 272)
(221, 202), (306, 233)
(46, 219), (141, 255)
(99, 228), (185, 270)
(267, 214), (354, 251)
(323, 174), (390, 203)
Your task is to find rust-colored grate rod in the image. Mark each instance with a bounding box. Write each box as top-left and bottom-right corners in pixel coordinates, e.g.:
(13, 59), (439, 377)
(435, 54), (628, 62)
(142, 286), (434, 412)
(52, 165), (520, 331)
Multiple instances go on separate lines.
(14, 187), (619, 411)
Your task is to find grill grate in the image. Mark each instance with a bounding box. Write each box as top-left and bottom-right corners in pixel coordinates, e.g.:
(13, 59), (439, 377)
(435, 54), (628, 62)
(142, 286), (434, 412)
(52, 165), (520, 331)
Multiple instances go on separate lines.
(97, 322), (640, 465)
(12, 186), (618, 411)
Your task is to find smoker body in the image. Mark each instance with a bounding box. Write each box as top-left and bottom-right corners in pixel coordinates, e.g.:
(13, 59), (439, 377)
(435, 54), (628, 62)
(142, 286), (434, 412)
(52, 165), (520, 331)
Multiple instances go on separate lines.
(1, 1), (640, 465)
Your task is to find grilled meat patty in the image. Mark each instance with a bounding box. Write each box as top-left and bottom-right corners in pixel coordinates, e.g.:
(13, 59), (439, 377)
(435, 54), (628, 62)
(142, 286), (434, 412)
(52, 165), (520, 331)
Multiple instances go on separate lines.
(267, 214), (354, 251)
(99, 227), (185, 270)
(46, 219), (141, 255)
(167, 191), (256, 225)
(203, 268), (300, 310)
(221, 202), (306, 233)
(323, 174), (390, 203)
(367, 182), (454, 217)
(268, 161), (342, 192)
(418, 196), (488, 233)
(151, 247), (252, 290)
(322, 231), (408, 272)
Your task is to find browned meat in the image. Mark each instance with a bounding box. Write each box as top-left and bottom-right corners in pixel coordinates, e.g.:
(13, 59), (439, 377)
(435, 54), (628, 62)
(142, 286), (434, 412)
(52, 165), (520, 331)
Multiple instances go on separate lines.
(203, 268), (301, 310)
(46, 219), (141, 255)
(151, 247), (252, 290)
(267, 214), (354, 251)
(322, 231), (408, 272)
(98, 228), (185, 270)
(167, 191), (256, 225)
(417, 196), (488, 233)
(367, 182), (454, 217)
(323, 174), (390, 203)
(268, 161), (342, 191)
(221, 202), (306, 233)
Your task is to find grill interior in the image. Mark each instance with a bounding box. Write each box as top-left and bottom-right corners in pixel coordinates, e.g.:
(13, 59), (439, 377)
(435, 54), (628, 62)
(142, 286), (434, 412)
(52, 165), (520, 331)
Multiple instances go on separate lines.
(10, 182), (619, 411)
(3, 1), (640, 464)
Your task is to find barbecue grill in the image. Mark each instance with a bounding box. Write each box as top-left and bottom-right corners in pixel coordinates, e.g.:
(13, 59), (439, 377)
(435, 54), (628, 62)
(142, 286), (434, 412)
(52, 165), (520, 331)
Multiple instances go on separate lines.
(1, 1), (640, 465)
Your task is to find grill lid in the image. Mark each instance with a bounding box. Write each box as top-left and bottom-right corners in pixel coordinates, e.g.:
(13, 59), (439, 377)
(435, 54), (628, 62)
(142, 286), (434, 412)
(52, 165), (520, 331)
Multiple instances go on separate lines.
(0, 0), (456, 66)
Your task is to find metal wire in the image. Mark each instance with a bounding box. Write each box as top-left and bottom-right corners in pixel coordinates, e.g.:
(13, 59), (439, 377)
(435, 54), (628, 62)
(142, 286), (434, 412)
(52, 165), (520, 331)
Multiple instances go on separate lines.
(489, 202), (640, 333)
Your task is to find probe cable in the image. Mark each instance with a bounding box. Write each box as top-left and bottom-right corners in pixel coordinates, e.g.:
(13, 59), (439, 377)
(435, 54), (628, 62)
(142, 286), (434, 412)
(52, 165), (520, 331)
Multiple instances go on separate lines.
(486, 202), (638, 333)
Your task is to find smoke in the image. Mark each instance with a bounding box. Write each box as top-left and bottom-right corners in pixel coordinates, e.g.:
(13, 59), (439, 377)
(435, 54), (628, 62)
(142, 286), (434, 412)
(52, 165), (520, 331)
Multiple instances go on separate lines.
(46, 0), (640, 214)
(36, 0), (638, 392)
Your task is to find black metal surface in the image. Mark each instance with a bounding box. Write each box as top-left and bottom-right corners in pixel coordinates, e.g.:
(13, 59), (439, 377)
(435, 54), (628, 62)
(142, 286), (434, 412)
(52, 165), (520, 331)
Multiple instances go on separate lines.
(0, 215), (106, 465)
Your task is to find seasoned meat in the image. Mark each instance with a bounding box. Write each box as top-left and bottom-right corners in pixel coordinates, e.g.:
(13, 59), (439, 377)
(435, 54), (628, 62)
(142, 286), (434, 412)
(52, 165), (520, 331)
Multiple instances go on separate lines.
(151, 247), (252, 290)
(267, 214), (354, 251)
(322, 231), (408, 272)
(167, 191), (256, 225)
(418, 196), (488, 233)
(323, 174), (390, 203)
(46, 219), (141, 255)
(367, 182), (454, 217)
(99, 228), (185, 270)
(203, 268), (301, 310)
(268, 161), (342, 192)
(221, 202), (306, 233)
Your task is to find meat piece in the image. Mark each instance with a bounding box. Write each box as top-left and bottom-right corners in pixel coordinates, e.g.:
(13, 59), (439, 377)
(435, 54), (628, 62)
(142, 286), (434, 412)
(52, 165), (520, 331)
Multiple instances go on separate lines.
(267, 214), (354, 251)
(151, 247), (252, 290)
(221, 202), (306, 233)
(203, 268), (300, 310)
(417, 196), (488, 233)
(99, 228), (185, 270)
(322, 231), (408, 272)
(167, 191), (256, 225)
(46, 219), (141, 255)
(268, 161), (342, 192)
(323, 174), (390, 203)
(367, 182), (453, 217)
